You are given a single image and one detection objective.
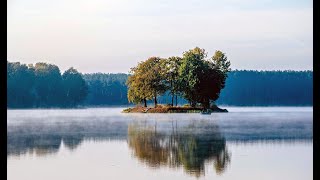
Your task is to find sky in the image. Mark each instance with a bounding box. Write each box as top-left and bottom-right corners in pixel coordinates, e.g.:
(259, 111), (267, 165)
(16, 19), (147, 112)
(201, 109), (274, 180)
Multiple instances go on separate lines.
(7, 0), (313, 73)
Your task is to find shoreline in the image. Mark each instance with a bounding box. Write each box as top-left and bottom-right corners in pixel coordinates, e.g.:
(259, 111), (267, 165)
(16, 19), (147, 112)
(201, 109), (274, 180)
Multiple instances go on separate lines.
(122, 105), (228, 113)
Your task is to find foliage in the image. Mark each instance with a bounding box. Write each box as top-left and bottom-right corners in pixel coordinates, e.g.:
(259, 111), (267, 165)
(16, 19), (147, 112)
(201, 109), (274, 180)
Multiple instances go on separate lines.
(7, 62), (35, 108)
(7, 61), (88, 108)
(178, 47), (230, 108)
(83, 73), (128, 105)
(7, 61), (313, 108)
(127, 47), (230, 108)
(216, 70), (313, 106)
(32, 62), (64, 107)
(127, 57), (167, 107)
(62, 68), (88, 107)
(161, 56), (182, 106)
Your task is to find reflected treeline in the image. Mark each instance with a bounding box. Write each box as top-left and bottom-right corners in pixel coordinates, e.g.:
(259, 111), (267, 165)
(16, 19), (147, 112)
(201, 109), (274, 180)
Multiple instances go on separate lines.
(8, 112), (312, 163)
(127, 120), (231, 177)
(8, 134), (84, 157)
(7, 120), (129, 157)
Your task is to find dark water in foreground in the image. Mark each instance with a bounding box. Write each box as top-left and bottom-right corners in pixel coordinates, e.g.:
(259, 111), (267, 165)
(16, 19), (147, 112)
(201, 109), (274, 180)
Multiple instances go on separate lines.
(7, 107), (312, 180)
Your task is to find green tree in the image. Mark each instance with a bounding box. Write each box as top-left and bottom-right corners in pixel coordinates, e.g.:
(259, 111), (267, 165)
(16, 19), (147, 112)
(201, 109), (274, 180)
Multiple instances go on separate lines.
(127, 62), (154, 107)
(33, 63), (64, 107)
(179, 47), (208, 107)
(161, 56), (182, 106)
(7, 62), (35, 108)
(127, 73), (152, 107)
(211, 50), (231, 74)
(62, 67), (88, 107)
(83, 73), (129, 105)
(179, 47), (231, 108)
(207, 50), (231, 105)
(127, 57), (167, 107)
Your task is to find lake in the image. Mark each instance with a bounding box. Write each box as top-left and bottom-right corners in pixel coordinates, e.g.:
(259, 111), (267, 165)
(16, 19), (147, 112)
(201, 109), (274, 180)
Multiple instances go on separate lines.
(7, 107), (313, 180)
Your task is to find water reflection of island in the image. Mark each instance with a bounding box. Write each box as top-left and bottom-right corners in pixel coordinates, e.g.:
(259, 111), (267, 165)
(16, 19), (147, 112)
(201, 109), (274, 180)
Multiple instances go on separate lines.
(7, 134), (85, 157)
(8, 118), (231, 177)
(13, 135), (61, 156)
(127, 120), (231, 177)
(8, 112), (312, 163)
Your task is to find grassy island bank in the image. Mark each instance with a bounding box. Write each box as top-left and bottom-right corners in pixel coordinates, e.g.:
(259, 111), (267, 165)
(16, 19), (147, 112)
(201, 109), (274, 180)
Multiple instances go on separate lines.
(122, 104), (228, 113)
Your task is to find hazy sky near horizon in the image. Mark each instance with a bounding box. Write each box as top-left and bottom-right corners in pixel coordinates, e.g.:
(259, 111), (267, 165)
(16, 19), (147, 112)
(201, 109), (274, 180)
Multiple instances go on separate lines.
(8, 0), (313, 73)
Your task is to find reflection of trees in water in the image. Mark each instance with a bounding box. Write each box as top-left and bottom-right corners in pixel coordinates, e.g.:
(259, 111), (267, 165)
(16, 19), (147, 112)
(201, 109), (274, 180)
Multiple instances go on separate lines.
(62, 135), (84, 150)
(7, 120), (129, 157)
(127, 120), (231, 177)
(7, 134), (85, 157)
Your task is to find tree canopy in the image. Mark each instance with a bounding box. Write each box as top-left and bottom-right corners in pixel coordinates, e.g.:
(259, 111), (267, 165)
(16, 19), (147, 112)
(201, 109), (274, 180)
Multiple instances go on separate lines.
(161, 56), (182, 106)
(127, 57), (167, 107)
(83, 73), (128, 105)
(127, 47), (231, 108)
(62, 67), (88, 107)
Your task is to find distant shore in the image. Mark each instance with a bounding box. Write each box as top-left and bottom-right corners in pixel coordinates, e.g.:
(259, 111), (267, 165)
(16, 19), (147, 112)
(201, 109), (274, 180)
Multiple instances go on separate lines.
(122, 105), (228, 113)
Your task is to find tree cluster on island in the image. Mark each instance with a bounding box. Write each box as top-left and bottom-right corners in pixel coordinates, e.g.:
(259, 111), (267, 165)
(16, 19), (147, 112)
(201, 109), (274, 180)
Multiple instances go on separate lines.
(126, 47), (231, 109)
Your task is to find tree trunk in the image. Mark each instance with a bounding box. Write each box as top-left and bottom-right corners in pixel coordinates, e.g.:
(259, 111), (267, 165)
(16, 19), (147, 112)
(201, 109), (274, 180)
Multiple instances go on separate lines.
(203, 98), (210, 109)
(171, 93), (174, 106)
(171, 79), (173, 106)
(143, 98), (147, 107)
(175, 95), (178, 106)
(154, 95), (157, 107)
(191, 101), (196, 107)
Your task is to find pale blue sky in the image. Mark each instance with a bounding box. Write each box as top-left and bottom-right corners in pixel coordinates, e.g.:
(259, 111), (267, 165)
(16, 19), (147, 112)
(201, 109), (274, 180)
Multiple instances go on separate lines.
(7, 0), (313, 73)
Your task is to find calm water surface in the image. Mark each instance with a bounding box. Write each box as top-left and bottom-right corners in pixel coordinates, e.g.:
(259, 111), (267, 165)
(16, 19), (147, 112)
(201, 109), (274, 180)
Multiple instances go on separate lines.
(7, 107), (313, 180)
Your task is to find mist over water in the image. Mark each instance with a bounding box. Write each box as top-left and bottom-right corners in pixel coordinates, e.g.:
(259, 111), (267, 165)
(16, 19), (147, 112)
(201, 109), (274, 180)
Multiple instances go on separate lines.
(7, 107), (313, 180)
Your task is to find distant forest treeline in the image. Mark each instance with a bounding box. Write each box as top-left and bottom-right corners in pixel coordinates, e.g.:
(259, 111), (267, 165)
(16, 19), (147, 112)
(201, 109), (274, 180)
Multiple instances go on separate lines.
(7, 61), (313, 108)
(84, 70), (313, 106)
(216, 70), (313, 106)
(7, 61), (88, 108)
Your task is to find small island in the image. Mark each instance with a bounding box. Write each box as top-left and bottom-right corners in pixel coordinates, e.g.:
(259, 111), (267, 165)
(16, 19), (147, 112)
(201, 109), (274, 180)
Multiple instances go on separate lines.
(123, 47), (231, 113)
(123, 104), (227, 113)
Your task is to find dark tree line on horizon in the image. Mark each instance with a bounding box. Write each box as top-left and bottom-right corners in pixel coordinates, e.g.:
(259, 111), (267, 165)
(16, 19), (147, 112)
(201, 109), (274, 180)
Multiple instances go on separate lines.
(7, 61), (313, 108)
(7, 61), (88, 108)
(216, 70), (313, 106)
(70, 70), (315, 107)
(83, 73), (128, 105)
